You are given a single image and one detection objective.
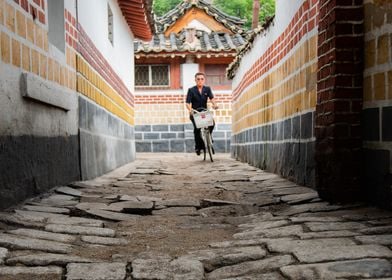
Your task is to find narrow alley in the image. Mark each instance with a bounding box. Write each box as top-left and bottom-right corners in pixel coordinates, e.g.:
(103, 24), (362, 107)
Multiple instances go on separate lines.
(1, 153), (392, 279)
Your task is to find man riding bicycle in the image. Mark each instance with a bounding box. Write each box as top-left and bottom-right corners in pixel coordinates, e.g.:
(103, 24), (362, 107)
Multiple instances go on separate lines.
(186, 72), (219, 155)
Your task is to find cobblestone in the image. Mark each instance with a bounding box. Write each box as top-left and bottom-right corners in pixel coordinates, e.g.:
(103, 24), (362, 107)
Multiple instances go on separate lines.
(1, 153), (392, 279)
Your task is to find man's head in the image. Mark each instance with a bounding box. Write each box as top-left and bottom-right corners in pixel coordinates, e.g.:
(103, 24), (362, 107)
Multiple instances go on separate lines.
(195, 72), (205, 87)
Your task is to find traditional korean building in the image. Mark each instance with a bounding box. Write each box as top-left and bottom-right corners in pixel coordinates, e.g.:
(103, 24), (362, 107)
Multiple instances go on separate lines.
(133, 0), (248, 153)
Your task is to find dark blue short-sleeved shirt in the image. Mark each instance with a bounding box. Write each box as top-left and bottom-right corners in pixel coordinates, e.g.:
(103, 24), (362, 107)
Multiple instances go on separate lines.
(186, 86), (214, 111)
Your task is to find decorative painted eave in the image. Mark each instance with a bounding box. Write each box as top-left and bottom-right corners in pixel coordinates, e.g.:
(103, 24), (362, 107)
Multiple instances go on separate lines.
(134, 29), (247, 57)
(227, 16), (275, 80)
(155, 0), (246, 35)
(118, 0), (154, 41)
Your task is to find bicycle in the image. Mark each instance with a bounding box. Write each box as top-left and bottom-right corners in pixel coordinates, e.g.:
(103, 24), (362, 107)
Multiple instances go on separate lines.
(192, 108), (215, 162)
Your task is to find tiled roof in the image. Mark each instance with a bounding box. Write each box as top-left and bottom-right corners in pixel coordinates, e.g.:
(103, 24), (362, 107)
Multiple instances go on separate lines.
(227, 16), (275, 79)
(134, 28), (247, 54)
(155, 0), (246, 35)
(118, 0), (154, 41)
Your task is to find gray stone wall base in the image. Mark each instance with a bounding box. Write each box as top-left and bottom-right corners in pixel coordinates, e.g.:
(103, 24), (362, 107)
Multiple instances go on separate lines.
(79, 97), (135, 180)
(231, 112), (315, 188)
(0, 135), (80, 210)
(135, 123), (231, 153)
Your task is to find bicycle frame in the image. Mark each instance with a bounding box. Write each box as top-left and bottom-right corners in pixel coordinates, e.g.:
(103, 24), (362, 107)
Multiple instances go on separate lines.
(192, 109), (214, 162)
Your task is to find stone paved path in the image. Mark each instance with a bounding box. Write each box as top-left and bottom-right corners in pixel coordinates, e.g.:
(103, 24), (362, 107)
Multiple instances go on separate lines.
(1, 153), (392, 279)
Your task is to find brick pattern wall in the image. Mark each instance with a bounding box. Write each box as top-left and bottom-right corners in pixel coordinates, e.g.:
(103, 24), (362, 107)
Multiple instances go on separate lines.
(315, 0), (364, 202)
(1, 1), (77, 90)
(76, 24), (134, 125)
(231, 0), (318, 187)
(135, 91), (232, 152)
(362, 0), (392, 207)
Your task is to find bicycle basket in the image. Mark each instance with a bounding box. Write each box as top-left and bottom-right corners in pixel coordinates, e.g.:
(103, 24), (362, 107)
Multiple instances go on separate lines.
(193, 110), (214, 128)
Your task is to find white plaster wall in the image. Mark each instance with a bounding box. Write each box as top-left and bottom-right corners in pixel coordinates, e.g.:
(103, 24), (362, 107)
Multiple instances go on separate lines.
(232, 0), (305, 88)
(65, 0), (76, 17)
(77, 0), (134, 90)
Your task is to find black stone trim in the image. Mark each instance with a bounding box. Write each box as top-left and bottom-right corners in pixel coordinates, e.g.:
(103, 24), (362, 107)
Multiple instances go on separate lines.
(382, 106), (392, 141)
(0, 135), (80, 210)
(362, 108), (380, 141)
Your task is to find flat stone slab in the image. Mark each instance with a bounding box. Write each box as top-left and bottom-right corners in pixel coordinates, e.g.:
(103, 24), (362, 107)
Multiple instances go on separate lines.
(45, 224), (115, 237)
(0, 247), (8, 265)
(266, 238), (355, 253)
(275, 202), (344, 216)
(119, 195), (140, 202)
(75, 202), (109, 211)
(157, 198), (200, 208)
(209, 239), (279, 248)
(222, 272), (286, 280)
(0, 233), (72, 253)
(207, 255), (295, 280)
(305, 221), (367, 231)
(131, 256), (204, 280)
(86, 209), (139, 221)
(239, 220), (289, 230)
(15, 209), (69, 220)
(6, 253), (94, 266)
(280, 258), (392, 279)
(249, 173), (280, 181)
(81, 236), (128, 245)
(106, 201), (154, 213)
(355, 234), (392, 245)
(360, 225), (392, 235)
(47, 216), (104, 227)
(136, 195), (163, 202)
(7, 228), (76, 243)
(290, 216), (344, 223)
(56, 186), (83, 197)
(270, 187), (316, 196)
(293, 244), (392, 263)
(66, 262), (127, 280)
(299, 230), (358, 239)
(152, 207), (199, 216)
(183, 246), (267, 271)
(127, 169), (157, 175)
(233, 225), (303, 239)
(281, 192), (319, 204)
(22, 205), (71, 214)
(201, 199), (240, 207)
(0, 266), (63, 280)
(0, 212), (45, 228)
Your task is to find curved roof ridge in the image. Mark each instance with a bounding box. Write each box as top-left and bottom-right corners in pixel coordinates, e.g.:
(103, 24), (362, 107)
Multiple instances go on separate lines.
(134, 29), (247, 55)
(155, 0), (246, 34)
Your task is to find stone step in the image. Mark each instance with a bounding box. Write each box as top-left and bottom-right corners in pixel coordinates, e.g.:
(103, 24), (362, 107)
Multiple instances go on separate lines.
(280, 258), (392, 280)
(131, 256), (204, 280)
(0, 266), (63, 280)
(6, 253), (95, 266)
(293, 244), (392, 263)
(0, 233), (72, 253)
(182, 246), (267, 272)
(22, 205), (71, 214)
(206, 255), (295, 280)
(7, 228), (76, 243)
(45, 224), (115, 237)
(66, 262), (127, 280)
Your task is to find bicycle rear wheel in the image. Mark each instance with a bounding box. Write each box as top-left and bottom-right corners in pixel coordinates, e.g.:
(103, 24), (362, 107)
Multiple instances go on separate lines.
(205, 130), (213, 162)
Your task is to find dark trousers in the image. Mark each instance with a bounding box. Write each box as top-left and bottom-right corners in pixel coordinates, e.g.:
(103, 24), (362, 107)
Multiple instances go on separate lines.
(190, 115), (214, 151)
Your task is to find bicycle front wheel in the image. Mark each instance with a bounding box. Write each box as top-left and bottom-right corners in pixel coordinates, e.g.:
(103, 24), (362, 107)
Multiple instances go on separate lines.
(205, 130), (213, 162)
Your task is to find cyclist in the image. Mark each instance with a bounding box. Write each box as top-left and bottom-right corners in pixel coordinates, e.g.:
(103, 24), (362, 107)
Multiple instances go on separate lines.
(186, 72), (219, 155)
